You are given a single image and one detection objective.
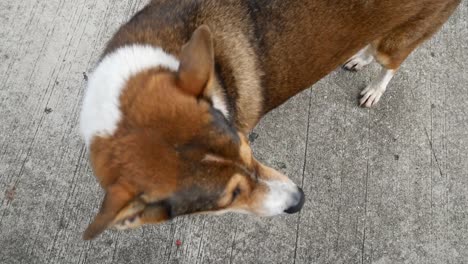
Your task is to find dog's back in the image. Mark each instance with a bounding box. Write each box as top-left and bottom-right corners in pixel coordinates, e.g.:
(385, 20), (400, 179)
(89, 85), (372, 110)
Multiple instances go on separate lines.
(107, 0), (460, 112)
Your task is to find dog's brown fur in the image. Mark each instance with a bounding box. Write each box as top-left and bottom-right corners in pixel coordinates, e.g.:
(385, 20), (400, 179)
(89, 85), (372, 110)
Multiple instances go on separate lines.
(82, 0), (461, 239)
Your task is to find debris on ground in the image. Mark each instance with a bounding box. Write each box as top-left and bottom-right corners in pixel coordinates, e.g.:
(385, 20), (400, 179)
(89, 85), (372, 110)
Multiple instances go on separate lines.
(5, 186), (16, 202)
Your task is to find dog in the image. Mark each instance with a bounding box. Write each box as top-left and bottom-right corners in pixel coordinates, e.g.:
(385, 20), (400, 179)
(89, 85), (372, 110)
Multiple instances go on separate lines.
(80, 0), (461, 240)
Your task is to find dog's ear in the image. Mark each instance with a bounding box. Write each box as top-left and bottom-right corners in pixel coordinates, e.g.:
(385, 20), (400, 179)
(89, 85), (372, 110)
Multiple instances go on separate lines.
(177, 25), (214, 97)
(83, 183), (136, 240)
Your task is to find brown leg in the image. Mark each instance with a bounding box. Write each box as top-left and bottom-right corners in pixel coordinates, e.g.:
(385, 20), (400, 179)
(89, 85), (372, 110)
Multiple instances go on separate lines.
(360, 0), (461, 108)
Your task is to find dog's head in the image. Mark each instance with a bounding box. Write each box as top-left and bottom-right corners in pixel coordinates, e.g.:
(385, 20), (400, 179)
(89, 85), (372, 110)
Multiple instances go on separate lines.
(82, 26), (304, 240)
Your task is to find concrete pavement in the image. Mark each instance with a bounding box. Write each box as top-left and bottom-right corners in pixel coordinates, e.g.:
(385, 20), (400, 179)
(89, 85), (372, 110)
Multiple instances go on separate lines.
(0, 1), (467, 263)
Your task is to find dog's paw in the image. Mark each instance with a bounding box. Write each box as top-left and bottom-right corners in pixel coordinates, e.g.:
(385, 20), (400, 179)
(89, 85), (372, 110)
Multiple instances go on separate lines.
(114, 214), (142, 230)
(360, 85), (384, 108)
(343, 55), (373, 72)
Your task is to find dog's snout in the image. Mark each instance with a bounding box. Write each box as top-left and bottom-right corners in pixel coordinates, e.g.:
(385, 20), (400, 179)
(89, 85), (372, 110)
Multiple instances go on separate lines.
(284, 187), (305, 214)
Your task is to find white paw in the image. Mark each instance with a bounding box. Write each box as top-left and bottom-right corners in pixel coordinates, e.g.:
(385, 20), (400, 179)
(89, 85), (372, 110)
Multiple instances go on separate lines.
(343, 55), (373, 71)
(360, 85), (385, 108)
(114, 214), (142, 230)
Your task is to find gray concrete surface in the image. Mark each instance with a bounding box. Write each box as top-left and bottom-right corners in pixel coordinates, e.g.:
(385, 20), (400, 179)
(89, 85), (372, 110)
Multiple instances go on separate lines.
(0, 0), (467, 263)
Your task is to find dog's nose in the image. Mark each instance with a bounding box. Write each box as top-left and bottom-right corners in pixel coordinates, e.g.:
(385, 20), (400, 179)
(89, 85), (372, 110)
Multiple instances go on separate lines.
(284, 187), (305, 214)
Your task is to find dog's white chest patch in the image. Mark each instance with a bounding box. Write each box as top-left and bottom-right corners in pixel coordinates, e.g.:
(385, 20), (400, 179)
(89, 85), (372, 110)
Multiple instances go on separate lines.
(79, 45), (180, 145)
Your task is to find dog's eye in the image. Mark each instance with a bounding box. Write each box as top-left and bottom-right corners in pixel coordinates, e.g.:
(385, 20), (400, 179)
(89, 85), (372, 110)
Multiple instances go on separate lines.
(232, 187), (241, 201)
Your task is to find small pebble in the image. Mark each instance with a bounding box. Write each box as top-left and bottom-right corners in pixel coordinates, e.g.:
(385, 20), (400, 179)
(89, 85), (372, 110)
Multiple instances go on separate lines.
(248, 132), (259, 143)
(5, 186), (16, 202)
(276, 162), (287, 169)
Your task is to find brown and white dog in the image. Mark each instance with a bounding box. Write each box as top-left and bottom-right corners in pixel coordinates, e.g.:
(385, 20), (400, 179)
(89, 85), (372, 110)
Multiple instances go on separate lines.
(80, 0), (461, 240)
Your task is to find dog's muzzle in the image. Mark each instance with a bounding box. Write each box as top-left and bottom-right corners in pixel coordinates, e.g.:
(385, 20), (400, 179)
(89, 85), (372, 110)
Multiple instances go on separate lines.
(260, 180), (306, 216)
